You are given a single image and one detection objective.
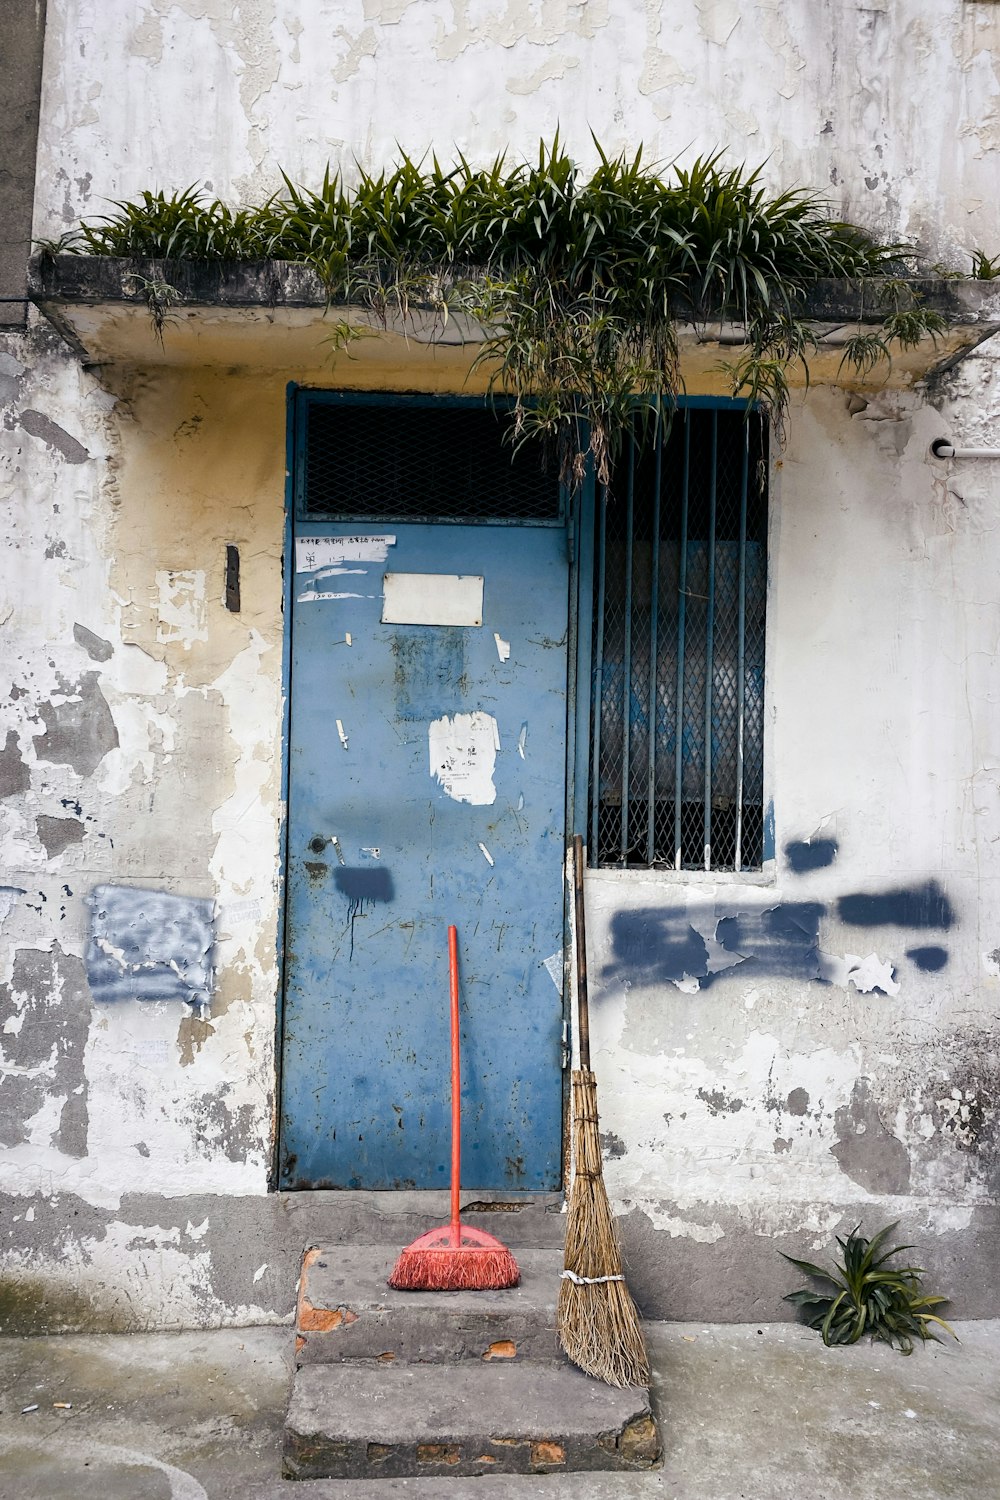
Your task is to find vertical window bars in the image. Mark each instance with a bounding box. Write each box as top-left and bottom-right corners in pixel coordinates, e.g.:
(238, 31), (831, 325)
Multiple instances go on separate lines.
(589, 405), (767, 871)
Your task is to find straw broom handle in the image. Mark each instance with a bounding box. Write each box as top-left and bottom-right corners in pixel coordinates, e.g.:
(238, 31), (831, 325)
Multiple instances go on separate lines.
(572, 835), (590, 1071)
(449, 923), (461, 1246)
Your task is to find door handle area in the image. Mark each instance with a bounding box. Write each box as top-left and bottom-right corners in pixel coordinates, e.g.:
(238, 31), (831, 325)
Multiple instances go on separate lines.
(308, 834), (346, 864)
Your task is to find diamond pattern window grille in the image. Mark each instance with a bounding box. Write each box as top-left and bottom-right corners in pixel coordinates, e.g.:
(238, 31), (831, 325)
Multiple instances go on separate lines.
(589, 406), (768, 871)
(300, 395), (561, 523)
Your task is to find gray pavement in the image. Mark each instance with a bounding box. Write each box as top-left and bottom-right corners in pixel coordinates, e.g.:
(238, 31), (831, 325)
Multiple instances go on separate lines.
(1, 1319), (998, 1499)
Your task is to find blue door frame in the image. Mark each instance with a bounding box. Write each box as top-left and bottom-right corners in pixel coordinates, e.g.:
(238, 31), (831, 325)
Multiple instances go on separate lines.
(278, 390), (571, 1191)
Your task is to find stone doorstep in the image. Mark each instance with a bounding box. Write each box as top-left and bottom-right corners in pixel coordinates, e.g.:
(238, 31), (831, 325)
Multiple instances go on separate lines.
(280, 1191), (567, 1250)
(282, 1361), (661, 1481)
(295, 1245), (563, 1365)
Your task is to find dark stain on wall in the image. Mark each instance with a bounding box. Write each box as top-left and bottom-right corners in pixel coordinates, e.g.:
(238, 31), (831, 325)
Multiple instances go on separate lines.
(73, 623), (113, 663)
(785, 838), (838, 873)
(906, 945), (949, 972)
(36, 815), (85, 859)
(600, 1130), (627, 1158)
(786, 1087), (810, 1116)
(830, 1078), (910, 1195)
(18, 408), (89, 463)
(392, 629), (466, 722)
(34, 672), (118, 777)
(192, 1089), (258, 1164)
(333, 867), (395, 903)
(0, 945), (90, 1158)
(931, 1034), (1000, 1184)
(837, 880), (954, 929)
(0, 729), (29, 799)
(697, 1088), (745, 1115)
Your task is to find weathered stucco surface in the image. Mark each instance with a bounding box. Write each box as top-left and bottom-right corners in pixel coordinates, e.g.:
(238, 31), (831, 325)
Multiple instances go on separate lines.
(33, 0), (1000, 266)
(1, 333), (287, 1324)
(2, 1), (1000, 1326)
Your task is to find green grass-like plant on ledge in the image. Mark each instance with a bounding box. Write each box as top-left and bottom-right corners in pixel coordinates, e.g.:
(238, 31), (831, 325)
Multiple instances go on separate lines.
(48, 139), (950, 484)
(782, 1222), (958, 1355)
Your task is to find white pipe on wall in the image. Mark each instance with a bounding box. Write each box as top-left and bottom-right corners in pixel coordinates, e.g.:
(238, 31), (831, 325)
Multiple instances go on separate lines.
(930, 439), (1000, 460)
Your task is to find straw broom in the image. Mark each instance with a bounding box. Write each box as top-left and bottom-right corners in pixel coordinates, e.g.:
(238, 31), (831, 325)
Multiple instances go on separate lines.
(556, 834), (649, 1388)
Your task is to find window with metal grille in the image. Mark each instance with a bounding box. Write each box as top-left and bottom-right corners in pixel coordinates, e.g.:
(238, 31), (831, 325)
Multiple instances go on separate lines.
(297, 393), (562, 523)
(589, 405), (768, 871)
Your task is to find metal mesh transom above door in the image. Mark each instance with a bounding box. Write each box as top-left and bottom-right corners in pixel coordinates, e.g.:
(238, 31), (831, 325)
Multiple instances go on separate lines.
(297, 393), (563, 523)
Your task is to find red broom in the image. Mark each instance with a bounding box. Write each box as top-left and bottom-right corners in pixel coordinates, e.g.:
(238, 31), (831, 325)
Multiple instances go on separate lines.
(388, 924), (519, 1291)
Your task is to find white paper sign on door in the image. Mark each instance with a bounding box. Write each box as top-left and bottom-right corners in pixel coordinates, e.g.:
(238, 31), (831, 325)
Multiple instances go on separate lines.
(295, 534), (396, 571)
(383, 573), (484, 627)
(428, 711), (499, 805)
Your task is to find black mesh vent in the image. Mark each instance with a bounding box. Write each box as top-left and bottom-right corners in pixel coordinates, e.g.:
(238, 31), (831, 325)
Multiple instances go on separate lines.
(301, 398), (561, 522)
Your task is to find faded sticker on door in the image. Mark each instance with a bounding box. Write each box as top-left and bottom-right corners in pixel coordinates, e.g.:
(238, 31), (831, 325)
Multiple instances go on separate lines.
(428, 711), (499, 805)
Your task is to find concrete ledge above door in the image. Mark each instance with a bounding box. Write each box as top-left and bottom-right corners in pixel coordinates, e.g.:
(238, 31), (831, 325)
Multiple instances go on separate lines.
(29, 253), (1000, 392)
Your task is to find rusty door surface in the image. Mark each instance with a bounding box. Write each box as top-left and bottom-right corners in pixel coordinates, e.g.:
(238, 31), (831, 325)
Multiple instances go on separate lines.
(279, 514), (568, 1190)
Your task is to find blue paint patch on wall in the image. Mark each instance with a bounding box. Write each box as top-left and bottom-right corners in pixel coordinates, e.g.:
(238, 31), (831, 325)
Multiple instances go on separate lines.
(709, 902), (826, 987)
(86, 885), (215, 1007)
(906, 945), (949, 972)
(838, 880), (954, 930)
(763, 799), (775, 862)
(604, 909), (709, 984)
(785, 838), (838, 873)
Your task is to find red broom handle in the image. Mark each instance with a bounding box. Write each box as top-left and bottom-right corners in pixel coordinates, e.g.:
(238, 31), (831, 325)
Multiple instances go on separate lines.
(448, 924), (461, 1245)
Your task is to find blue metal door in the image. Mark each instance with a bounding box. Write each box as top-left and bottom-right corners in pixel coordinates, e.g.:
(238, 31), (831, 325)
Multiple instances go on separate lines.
(279, 439), (568, 1190)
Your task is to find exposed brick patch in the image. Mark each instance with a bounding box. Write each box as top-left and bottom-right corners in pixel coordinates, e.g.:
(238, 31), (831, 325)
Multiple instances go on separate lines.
(530, 1440), (566, 1467)
(299, 1303), (357, 1332)
(482, 1339), (517, 1360)
(367, 1443), (395, 1462)
(417, 1443), (461, 1465)
(296, 1250), (359, 1335)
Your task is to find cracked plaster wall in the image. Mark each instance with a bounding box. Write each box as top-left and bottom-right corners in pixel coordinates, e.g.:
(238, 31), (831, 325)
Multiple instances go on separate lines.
(33, 0), (1000, 266)
(1, 327), (287, 1325)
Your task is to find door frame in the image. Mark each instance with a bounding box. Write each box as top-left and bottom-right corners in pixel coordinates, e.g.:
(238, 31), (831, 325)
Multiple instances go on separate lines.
(271, 382), (584, 1193)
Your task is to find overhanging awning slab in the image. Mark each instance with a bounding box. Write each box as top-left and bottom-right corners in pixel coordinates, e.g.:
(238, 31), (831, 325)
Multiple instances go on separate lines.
(28, 255), (1000, 392)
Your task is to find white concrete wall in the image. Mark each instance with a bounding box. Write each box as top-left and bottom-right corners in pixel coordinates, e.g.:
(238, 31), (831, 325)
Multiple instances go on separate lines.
(2, 0), (999, 1325)
(586, 372), (1000, 1304)
(34, 0), (1000, 267)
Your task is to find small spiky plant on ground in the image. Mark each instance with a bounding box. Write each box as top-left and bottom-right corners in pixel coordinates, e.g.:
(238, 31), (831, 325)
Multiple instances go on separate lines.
(783, 1222), (958, 1355)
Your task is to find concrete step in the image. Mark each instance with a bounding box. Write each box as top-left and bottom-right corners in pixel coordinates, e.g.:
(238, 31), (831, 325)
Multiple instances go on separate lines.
(277, 1189), (566, 1249)
(296, 1245), (563, 1365)
(282, 1361), (661, 1480)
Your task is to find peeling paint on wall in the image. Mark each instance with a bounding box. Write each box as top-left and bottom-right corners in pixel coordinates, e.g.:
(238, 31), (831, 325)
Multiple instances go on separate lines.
(155, 569), (208, 649)
(33, 673), (119, 777)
